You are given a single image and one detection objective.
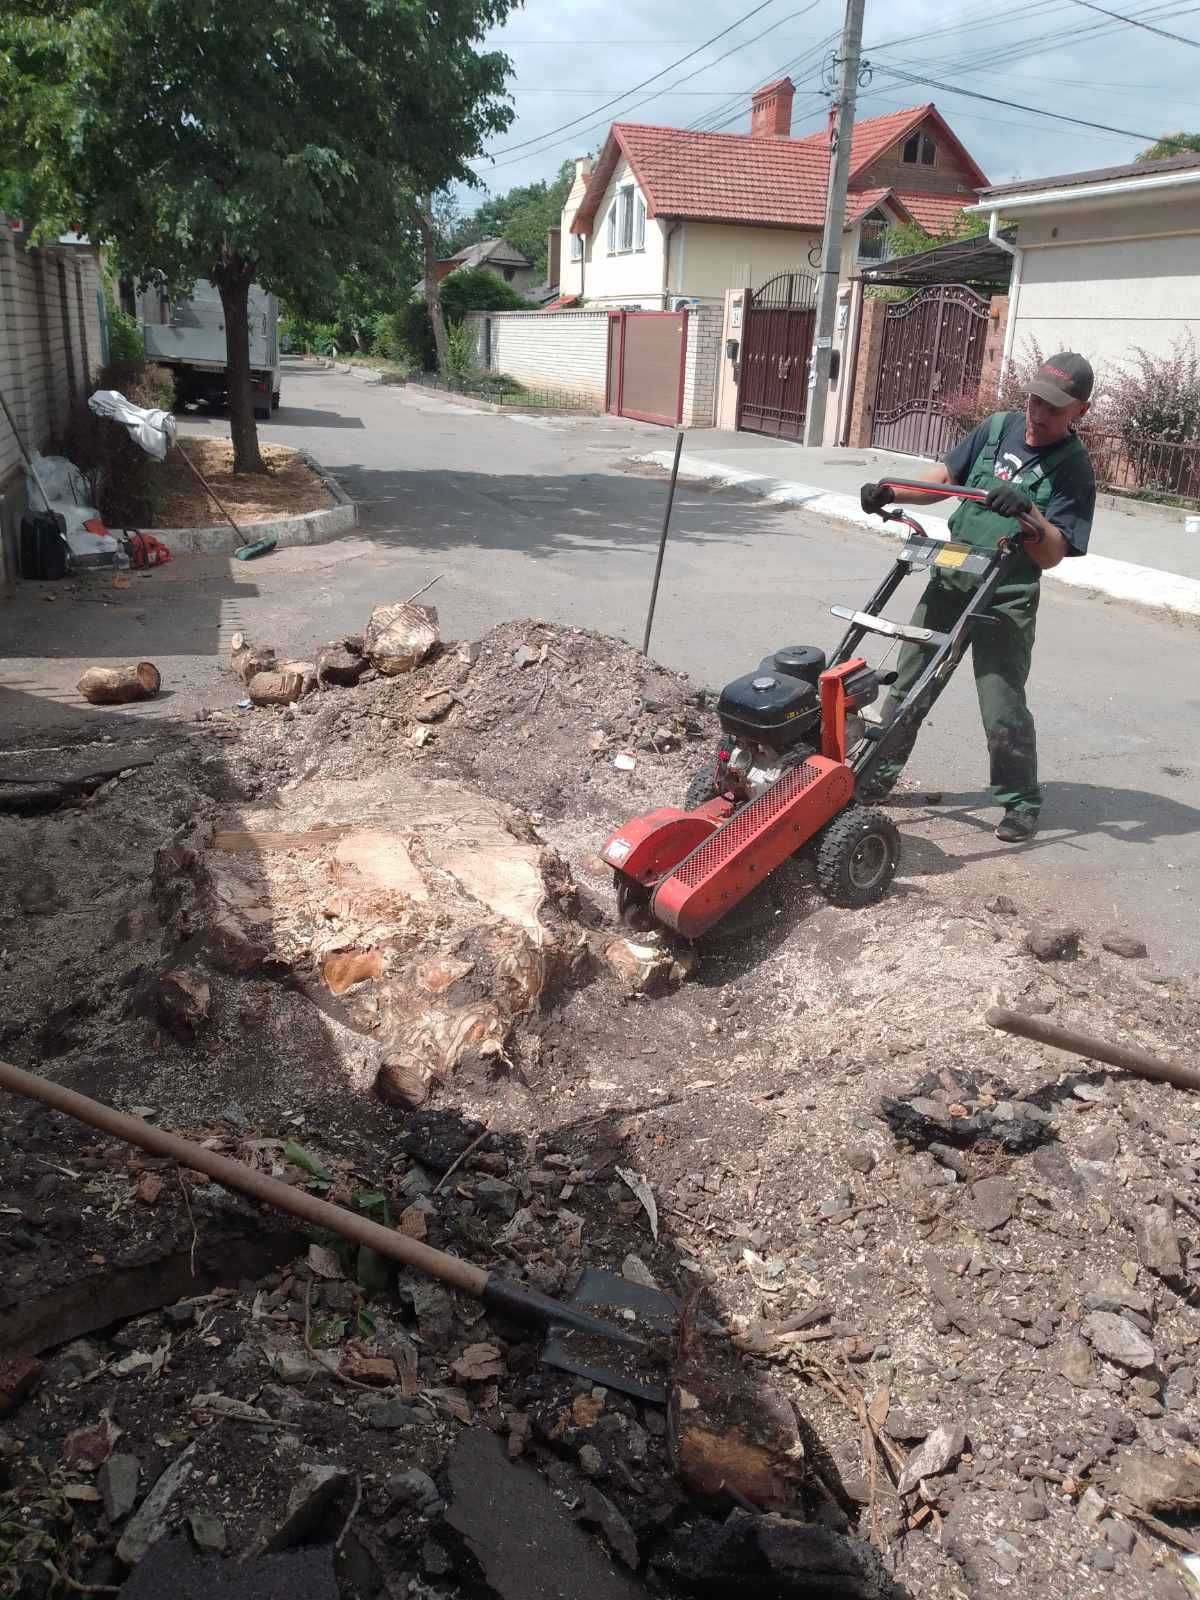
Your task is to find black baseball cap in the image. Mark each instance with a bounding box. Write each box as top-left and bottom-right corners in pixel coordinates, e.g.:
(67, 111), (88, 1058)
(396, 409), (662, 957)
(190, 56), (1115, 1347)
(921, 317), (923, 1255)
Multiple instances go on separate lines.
(1026, 352), (1094, 407)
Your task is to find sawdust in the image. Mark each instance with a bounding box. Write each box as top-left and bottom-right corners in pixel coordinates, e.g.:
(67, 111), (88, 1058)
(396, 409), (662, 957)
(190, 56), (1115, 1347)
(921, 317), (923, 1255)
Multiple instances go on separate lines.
(155, 437), (332, 527)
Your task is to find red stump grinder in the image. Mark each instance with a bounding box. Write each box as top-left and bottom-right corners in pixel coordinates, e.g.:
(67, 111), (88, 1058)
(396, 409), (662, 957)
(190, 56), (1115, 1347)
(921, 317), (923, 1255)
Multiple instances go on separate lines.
(602, 485), (1021, 938)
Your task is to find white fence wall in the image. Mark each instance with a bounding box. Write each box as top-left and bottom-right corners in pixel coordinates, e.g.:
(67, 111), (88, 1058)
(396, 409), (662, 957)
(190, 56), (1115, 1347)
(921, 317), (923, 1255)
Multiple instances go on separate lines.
(466, 310), (610, 406)
(681, 304), (722, 429)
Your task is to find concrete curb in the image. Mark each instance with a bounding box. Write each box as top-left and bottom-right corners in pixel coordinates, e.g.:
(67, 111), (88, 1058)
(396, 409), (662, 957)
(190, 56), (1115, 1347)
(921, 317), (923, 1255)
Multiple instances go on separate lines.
(154, 449), (357, 556)
(637, 449), (1200, 622)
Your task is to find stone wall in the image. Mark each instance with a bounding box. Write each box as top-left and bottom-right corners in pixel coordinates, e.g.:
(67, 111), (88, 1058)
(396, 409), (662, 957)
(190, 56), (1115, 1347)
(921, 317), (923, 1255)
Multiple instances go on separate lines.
(844, 297), (888, 449)
(0, 222), (103, 593)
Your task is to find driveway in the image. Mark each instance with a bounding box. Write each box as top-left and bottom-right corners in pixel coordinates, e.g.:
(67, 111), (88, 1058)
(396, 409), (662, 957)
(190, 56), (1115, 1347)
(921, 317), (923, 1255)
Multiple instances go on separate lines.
(4, 358), (1198, 972)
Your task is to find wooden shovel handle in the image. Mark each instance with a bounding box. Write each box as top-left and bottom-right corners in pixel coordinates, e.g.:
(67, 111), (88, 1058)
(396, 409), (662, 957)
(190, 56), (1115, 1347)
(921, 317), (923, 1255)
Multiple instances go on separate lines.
(0, 1058), (488, 1298)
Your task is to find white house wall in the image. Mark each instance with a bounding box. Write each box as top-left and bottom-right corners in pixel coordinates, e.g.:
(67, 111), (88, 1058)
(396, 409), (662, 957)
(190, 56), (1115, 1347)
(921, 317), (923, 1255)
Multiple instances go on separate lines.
(569, 155), (667, 309)
(1008, 197), (1200, 373)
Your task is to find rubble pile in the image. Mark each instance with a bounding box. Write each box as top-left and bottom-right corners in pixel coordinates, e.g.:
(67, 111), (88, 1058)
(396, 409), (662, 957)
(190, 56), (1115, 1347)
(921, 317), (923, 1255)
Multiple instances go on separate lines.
(1, 610), (1199, 1600)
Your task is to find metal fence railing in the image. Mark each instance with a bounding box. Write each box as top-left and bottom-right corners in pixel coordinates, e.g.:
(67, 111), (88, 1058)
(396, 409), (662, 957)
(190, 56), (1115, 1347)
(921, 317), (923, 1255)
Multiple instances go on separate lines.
(408, 373), (597, 413)
(1078, 427), (1200, 507)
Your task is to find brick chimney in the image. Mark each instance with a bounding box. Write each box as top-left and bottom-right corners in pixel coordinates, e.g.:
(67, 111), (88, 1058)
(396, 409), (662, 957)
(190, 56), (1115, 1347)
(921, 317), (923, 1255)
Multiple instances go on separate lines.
(750, 77), (795, 139)
(574, 155), (593, 181)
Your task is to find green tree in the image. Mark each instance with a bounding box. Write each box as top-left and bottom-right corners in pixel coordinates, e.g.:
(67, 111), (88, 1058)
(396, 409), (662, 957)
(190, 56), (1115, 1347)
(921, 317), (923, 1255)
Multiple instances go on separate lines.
(884, 207), (989, 262)
(1136, 132), (1200, 160)
(441, 266), (529, 319)
(451, 160), (576, 277)
(0, 1), (515, 472)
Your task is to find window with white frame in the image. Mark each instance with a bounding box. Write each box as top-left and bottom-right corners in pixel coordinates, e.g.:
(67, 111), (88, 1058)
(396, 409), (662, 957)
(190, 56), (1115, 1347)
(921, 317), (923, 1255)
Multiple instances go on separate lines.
(570, 232), (583, 261)
(607, 184), (646, 253)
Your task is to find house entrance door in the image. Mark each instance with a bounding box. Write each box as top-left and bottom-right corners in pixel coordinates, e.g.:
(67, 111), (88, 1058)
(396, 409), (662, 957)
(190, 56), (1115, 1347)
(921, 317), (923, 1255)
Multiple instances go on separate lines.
(735, 271), (817, 441)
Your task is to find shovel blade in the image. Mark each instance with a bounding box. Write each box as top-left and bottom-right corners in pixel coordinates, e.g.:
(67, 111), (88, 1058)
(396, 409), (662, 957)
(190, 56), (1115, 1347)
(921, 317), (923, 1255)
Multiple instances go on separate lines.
(542, 1267), (677, 1405)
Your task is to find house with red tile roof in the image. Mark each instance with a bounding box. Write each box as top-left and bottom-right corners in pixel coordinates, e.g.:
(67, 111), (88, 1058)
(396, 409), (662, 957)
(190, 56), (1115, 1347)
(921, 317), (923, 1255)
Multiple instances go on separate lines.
(558, 82), (987, 310)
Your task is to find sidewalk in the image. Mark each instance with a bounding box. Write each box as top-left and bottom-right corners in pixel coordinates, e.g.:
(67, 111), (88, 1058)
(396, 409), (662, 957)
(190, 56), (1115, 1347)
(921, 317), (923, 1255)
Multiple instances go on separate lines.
(637, 431), (1200, 620)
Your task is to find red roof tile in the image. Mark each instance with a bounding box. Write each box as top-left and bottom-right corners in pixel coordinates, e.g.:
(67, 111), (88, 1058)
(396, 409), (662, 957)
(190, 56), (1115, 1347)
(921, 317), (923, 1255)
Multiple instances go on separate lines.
(572, 104), (986, 235)
(896, 191), (973, 233)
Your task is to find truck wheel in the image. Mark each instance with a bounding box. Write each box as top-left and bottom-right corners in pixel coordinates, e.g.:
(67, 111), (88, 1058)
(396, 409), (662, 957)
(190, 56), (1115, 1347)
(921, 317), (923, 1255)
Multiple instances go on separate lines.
(272, 389), (281, 409)
(814, 807), (899, 908)
(255, 395), (273, 421)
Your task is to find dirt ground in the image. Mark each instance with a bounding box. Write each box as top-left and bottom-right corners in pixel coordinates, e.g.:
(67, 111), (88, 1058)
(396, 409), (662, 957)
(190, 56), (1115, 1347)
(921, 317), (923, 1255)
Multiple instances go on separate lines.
(155, 438), (332, 527)
(2, 614), (1200, 1600)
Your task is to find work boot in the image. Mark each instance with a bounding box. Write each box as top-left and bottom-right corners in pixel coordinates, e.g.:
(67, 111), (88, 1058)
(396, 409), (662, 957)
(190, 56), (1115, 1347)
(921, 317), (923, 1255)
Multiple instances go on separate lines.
(995, 809), (1039, 843)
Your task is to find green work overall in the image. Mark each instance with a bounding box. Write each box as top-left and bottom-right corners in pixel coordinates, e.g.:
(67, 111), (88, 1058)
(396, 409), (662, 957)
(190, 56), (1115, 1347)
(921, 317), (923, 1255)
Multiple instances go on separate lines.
(872, 414), (1085, 815)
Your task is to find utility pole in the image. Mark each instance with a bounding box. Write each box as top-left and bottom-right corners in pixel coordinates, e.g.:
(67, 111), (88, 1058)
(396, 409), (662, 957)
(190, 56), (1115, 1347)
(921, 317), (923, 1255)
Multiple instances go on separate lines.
(803, 0), (866, 447)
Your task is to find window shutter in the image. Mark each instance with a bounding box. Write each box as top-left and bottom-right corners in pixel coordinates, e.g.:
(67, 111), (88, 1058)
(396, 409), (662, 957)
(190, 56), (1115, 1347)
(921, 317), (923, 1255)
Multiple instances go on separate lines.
(634, 195), (646, 250)
(607, 204), (617, 253)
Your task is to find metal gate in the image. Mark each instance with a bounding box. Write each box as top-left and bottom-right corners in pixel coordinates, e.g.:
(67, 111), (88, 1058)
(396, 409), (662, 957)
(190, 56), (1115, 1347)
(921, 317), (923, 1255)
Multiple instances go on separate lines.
(871, 284), (989, 457)
(606, 310), (687, 426)
(736, 271), (817, 440)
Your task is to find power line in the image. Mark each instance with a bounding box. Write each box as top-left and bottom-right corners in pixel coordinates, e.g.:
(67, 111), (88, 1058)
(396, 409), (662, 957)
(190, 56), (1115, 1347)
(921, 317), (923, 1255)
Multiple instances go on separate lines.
(871, 62), (1172, 148)
(1070, 0), (1200, 40)
(475, 0), (784, 161)
(479, 0), (825, 173)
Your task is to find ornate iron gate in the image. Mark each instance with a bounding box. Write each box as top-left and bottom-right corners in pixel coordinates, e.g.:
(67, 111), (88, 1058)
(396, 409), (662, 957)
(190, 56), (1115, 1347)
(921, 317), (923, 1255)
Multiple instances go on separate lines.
(736, 271), (817, 440)
(871, 284), (989, 457)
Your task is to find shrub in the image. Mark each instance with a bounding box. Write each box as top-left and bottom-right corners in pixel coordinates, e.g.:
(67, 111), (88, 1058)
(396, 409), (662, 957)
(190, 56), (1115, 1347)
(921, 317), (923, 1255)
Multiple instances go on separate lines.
(60, 359), (176, 525)
(107, 306), (144, 363)
(440, 267), (529, 320)
(1101, 334), (1200, 445)
(443, 320), (476, 380)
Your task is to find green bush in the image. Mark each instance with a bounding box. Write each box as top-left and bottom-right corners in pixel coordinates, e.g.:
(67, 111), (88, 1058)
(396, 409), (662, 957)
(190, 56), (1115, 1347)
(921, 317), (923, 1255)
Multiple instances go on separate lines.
(440, 267), (528, 320)
(61, 359), (176, 525)
(107, 305), (144, 363)
(444, 320), (476, 379)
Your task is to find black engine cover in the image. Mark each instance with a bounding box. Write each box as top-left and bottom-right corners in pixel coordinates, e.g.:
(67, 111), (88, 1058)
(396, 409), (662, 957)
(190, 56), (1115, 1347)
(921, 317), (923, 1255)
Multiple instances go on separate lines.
(717, 654), (820, 747)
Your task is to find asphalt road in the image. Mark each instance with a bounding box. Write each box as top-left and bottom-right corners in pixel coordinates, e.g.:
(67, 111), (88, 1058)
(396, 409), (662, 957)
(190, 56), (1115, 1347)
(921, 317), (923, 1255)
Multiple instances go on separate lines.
(5, 359), (1198, 971)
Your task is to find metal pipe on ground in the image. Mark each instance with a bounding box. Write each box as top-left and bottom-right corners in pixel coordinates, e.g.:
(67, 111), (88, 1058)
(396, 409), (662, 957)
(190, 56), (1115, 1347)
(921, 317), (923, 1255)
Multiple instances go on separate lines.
(985, 1007), (1200, 1093)
(0, 1058), (647, 1349)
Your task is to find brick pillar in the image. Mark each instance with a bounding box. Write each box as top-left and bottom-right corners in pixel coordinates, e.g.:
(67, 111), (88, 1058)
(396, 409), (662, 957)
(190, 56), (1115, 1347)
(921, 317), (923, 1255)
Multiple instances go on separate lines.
(976, 294), (1009, 411)
(845, 296), (887, 449)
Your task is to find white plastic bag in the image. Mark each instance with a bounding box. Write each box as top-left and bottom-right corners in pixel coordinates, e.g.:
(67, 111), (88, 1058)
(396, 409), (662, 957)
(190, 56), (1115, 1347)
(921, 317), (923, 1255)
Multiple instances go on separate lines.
(87, 389), (177, 461)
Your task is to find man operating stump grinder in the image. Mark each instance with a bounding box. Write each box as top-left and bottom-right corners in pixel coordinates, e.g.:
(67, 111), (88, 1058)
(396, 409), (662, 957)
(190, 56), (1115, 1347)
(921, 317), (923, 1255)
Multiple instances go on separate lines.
(859, 352), (1096, 844)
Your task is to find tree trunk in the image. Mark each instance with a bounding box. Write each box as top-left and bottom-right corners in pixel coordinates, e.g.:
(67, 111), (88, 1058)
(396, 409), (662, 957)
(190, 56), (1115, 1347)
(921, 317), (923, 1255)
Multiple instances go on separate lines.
(214, 260), (266, 475)
(417, 202), (449, 372)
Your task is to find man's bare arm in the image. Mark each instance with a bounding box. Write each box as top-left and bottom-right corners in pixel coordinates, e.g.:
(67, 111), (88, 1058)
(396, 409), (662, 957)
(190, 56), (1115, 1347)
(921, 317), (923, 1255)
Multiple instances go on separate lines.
(1020, 505), (1071, 569)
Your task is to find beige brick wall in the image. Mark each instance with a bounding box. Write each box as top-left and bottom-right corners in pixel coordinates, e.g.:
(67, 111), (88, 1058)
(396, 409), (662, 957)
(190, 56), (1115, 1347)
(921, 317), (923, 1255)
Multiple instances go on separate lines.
(468, 310), (610, 406)
(681, 304), (722, 428)
(0, 222), (104, 593)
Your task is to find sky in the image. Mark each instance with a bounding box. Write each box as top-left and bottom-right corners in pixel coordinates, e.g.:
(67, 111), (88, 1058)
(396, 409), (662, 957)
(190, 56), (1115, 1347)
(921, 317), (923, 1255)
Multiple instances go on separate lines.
(465, 0), (1199, 203)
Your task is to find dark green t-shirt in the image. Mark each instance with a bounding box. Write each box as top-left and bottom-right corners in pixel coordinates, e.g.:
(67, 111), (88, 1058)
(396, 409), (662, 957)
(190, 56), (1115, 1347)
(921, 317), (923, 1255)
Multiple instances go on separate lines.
(943, 412), (1097, 555)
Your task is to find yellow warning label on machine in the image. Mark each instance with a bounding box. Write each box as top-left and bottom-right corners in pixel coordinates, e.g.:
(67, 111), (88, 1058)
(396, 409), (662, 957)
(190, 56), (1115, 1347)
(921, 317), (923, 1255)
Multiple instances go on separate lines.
(934, 545), (969, 569)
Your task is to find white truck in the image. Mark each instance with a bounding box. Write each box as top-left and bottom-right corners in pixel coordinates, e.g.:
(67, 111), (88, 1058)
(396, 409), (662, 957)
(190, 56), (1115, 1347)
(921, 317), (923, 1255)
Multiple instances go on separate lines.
(140, 279), (281, 420)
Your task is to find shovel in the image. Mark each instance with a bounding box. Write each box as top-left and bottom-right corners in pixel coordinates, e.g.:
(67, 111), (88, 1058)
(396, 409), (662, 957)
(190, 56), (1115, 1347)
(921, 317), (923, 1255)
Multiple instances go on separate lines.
(0, 1059), (676, 1398)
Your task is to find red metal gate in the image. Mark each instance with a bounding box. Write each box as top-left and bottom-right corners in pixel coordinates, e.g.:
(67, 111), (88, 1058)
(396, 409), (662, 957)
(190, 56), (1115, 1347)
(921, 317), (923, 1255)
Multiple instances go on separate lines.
(606, 310), (687, 426)
(871, 284), (989, 458)
(736, 271), (817, 440)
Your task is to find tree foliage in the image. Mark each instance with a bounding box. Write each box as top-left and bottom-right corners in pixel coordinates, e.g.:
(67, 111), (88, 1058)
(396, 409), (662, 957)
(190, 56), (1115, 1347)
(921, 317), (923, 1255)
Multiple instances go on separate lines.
(441, 267), (529, 319)
(884, 207), (989, 263)
(1136, 132), (1200, 161)
(0, 0), (516, 470)
(449, 160), (576, 277)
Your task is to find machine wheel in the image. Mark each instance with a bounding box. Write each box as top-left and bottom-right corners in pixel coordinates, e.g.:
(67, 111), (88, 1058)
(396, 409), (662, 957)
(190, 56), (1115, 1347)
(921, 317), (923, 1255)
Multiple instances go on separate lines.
(684, 759), (721, 810)
(615, 876), (655, 931)
(814, 807), (899, 909)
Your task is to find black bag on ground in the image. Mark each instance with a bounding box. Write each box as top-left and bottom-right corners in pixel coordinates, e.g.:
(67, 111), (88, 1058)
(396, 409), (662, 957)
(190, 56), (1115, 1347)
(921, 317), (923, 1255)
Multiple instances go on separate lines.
(18, 509), (69, 580)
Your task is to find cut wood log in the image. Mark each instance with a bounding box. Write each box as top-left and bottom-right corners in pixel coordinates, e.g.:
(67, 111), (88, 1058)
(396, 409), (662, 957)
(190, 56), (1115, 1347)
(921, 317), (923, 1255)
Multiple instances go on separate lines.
(248, 669), (305, 707)
(77, 661), (161, 705)
(229, 630), (277, 685)
(364, 602), (439, 676)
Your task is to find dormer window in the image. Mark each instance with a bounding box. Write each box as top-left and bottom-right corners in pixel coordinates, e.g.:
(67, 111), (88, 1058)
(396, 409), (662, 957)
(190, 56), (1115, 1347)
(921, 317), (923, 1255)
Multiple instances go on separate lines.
(903, 131), (936, 166)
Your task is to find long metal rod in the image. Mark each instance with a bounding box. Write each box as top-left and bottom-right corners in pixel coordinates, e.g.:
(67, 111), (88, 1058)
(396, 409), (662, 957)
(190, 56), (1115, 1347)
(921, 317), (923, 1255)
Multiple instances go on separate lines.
(0, 1057), (650, 1349)
(0, 1056), (488, 1292)
(985, 1008), (1200, 1093)
(175, 441), (248, 545)
(0, 381), (53, 510)
(641, 428), (684, 657)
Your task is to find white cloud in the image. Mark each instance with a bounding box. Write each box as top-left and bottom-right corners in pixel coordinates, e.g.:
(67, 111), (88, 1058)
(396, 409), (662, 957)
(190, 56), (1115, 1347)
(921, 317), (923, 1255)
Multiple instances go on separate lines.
(468, 0), (1198, 198)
